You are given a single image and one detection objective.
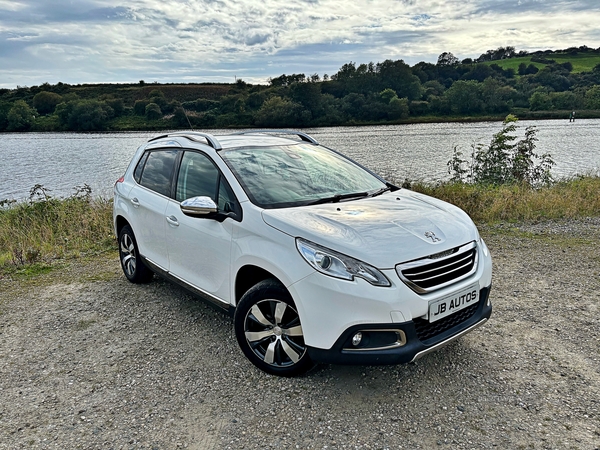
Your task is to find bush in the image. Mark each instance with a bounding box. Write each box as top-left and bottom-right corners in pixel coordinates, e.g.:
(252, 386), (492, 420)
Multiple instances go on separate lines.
(7, 100), (36, 131)
(254, 96), (309, 127)
(145, 103), (162, 120)
(448, 114), (554, 187)
(56, 100), (113, 131)
(33, 91), (63, 115)
(133, 100), (149, 116)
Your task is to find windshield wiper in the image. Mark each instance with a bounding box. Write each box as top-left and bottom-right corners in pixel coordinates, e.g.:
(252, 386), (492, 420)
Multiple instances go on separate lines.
(369, 186), (392, 197)
(370, 182), (401, 197)
(306, 191), (369, 205)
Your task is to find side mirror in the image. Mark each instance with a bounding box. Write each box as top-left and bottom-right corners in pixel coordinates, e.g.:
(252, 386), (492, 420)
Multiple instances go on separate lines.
(180, 196), (218, 217)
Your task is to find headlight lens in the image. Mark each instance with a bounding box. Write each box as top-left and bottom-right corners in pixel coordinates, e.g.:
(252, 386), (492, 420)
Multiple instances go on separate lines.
(296, 238), (391, 287)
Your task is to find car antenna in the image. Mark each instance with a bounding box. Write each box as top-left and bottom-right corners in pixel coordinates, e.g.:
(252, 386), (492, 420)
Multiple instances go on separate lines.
(184, 109), (194, 131)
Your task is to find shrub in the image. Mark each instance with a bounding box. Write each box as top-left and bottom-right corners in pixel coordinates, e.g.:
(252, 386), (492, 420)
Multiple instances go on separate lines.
(448, 114), (554, 187)
(7, 100), (36, 131)
(33, 91), (63, 115)
(145, 103), (162, 120)
(56, 100), (113, 131)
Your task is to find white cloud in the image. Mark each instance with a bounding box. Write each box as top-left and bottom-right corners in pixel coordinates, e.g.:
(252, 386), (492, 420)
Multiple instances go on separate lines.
(0, 0), (599, 87)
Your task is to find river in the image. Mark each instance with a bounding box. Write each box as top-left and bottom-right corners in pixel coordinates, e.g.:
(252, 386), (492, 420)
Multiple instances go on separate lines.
(1, 119), (599, 201)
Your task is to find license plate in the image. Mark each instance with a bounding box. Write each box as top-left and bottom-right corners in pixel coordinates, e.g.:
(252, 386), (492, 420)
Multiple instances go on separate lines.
(428, 284), (479, 323)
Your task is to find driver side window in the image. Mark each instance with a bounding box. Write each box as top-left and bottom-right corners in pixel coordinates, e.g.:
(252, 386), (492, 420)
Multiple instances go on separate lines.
(176, 151), (219, 203)
(175, 151), (239, 216)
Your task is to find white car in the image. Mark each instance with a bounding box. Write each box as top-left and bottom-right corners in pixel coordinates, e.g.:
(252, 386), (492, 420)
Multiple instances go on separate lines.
(113, 130), (492, 376)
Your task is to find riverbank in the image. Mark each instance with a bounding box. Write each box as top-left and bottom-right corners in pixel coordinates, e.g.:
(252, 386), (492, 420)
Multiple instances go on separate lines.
(2, 176), (600, 277)
(6, 109), (600, 133)
(1, 218), (599, 449)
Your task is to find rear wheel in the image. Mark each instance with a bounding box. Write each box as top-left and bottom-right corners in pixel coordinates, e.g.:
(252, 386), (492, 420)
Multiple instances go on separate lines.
(118, 225), (153, 283)
(234, 279), (314, 376)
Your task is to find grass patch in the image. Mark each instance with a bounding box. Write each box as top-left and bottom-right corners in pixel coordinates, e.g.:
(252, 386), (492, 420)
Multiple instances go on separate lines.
(0, 187), (116, 277)
(1, 176), (599, 280)
(481, 53), (600, 74)
(407, 176), (600, 223)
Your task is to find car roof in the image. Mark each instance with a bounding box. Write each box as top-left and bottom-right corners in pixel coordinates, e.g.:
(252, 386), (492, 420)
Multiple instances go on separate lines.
(146, 130), (319, 151)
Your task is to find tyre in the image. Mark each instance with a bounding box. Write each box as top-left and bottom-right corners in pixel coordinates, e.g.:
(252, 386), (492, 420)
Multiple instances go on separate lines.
(234, 279), (315, 376)
(118, 225), (153, 283)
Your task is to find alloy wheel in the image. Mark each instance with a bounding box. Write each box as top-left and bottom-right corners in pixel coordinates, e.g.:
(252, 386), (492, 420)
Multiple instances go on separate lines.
(244, 299), (306, 368)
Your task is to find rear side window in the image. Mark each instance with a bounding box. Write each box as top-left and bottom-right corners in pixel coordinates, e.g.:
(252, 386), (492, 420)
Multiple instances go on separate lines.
(138, 150), (178, 197)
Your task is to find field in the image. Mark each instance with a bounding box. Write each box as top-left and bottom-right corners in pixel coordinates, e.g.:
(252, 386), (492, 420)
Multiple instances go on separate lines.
(482, 52), (600, 73)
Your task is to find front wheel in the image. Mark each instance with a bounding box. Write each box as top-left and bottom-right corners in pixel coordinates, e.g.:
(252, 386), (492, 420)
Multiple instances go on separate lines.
(118, 225), (153, 283)
(234, 279), (315, 376)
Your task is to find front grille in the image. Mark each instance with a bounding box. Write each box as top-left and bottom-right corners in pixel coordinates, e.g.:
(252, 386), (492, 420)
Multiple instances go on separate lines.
(413, 302), (479, 342)
(396, 242), (478, 293)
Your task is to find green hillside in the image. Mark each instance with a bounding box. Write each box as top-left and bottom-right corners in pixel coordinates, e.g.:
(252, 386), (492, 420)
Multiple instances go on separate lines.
(483, 53), (600, 74)
(2, 45), (600, 132)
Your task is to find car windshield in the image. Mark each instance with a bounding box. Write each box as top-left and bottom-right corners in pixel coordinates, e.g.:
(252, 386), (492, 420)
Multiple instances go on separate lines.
(221, 144), (387, 208)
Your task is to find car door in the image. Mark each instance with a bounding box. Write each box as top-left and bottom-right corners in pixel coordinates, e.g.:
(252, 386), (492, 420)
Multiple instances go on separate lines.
(127, 148), (179, 271)
(164, 150), (238, 304)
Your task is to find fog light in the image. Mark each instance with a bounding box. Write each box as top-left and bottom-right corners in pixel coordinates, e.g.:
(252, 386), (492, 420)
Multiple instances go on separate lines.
(352, 332), (363, 346)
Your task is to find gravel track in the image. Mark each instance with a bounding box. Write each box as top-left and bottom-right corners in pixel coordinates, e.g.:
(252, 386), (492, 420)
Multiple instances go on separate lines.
(1, 219), (599, 449)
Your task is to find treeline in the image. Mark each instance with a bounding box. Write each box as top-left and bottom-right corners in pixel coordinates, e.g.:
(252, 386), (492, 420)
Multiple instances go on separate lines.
(2, 46), (600, 132)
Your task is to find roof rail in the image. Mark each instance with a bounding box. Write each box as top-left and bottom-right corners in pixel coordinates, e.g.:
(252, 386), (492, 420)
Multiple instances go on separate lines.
(148, 131), (222, 150)
(231, 129), (319, 145)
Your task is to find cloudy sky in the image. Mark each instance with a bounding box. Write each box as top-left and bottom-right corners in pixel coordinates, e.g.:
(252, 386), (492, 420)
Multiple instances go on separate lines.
(1, 0), (599, 88)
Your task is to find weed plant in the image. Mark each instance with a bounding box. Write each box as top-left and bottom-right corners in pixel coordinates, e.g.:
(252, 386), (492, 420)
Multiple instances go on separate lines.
(0, 184), (114, 273)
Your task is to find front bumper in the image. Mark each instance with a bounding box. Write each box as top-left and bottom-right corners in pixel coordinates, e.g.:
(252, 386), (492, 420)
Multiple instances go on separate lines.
(306, 286), (492, 365)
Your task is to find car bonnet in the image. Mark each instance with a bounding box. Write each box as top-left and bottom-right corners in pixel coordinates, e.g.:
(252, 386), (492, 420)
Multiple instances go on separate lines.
(261, 190), (479, 269)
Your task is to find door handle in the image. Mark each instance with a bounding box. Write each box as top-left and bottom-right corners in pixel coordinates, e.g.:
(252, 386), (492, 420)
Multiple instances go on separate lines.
(130, 197), (140, 207)
(166, 215), (179, 226)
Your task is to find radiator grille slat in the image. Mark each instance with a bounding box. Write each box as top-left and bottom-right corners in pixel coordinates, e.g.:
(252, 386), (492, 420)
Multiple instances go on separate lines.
(396, 242), (478, 294)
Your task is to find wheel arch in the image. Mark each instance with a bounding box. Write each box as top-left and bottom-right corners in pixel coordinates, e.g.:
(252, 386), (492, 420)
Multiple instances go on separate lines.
(115, 215), (130, 237)
(234, 265), (284, 307)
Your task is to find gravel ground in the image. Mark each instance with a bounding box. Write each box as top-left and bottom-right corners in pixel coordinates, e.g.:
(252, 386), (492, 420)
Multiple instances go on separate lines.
(1, 218), (599, 450)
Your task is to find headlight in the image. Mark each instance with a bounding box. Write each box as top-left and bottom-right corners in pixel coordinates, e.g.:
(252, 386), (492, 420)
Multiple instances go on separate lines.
(296, 238), (391, 287)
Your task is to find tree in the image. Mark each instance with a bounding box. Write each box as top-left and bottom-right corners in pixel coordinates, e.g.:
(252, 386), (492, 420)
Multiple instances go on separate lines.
(443, 80), (483, 114)
(33, 91), (63, 115)
(0, 101), (12, 131)
(437, 52), (459, 67)
(529, 90), (552, 111)
(254, 96), (308, 127)
(173, 106), (190, 127)
(462, 64), (494, 82)
(7, 100), (36, 131)
(376, 59), (424, 100)
(583, 85), (600, 109)
(379, 88), (397, 103)
(549, 91), (579, 110)
(56, 99), (112, 131)
(388, 97), (409, 120)
(290, 82), (323, 118)
(481, 77), (514, 113)
(145, 103), (162, 120)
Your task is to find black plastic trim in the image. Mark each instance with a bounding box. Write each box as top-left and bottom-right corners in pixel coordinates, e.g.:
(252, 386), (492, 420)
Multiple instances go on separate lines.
(141, 256), (233, 316)
(306, 286), (492, 365)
